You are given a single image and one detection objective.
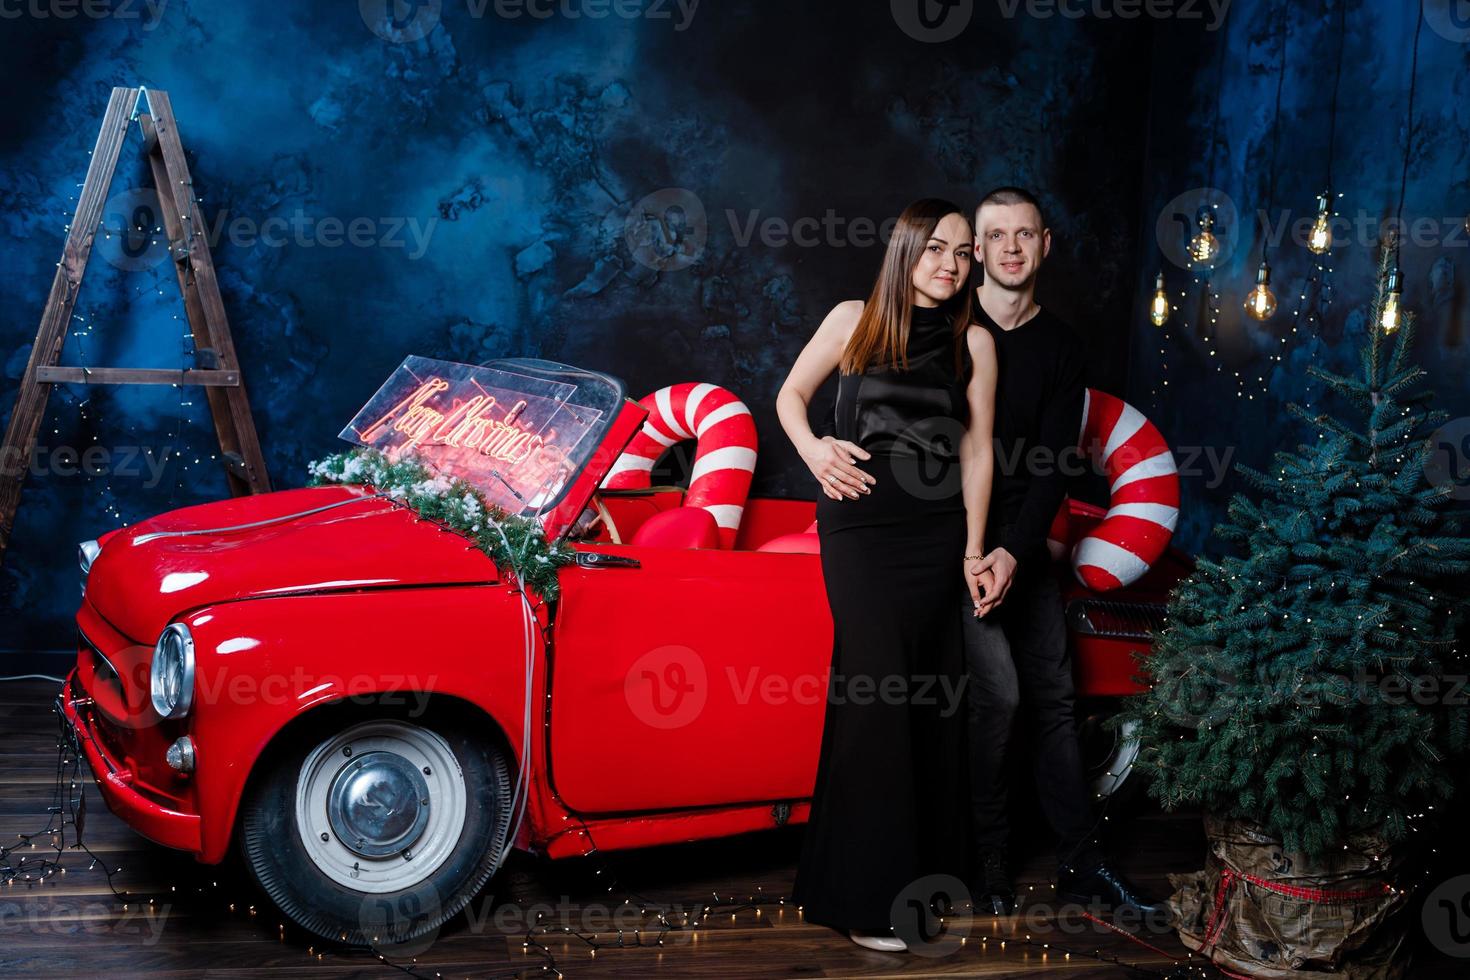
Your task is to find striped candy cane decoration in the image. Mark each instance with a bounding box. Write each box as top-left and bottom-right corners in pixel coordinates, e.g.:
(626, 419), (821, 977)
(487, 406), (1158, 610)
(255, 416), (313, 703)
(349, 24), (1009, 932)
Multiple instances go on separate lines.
(1069, 389), (1180, 591)
(601, 382), (758, 549)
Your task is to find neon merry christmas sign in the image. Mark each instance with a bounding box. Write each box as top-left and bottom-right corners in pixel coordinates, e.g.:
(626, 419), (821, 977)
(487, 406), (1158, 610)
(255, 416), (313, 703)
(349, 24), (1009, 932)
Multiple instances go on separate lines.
(360, 377), (548, 465)
(341, 357), (600, 511)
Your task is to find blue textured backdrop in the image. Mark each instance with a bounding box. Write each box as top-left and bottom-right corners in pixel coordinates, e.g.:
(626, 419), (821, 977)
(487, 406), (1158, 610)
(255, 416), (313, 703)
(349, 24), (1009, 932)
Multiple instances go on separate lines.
(1, 0), (1465, 654)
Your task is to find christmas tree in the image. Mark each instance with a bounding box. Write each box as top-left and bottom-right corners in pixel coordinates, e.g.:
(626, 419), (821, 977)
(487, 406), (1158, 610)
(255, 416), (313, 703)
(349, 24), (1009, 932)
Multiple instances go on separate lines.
(1122, 248), (1470, 858)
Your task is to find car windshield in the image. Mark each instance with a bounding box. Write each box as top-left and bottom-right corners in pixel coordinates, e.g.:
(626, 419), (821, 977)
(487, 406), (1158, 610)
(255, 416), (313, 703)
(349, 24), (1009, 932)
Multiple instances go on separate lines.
(339, 355), (626, 519)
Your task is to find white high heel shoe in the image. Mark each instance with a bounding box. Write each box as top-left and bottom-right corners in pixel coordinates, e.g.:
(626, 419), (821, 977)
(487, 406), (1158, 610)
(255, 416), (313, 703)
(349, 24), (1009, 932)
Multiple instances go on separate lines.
(849, 929), (908, 952)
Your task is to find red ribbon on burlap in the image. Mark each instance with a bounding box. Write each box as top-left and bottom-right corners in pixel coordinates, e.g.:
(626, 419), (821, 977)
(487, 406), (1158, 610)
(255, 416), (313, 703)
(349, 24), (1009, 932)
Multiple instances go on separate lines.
(1200, 867), (1395, 972)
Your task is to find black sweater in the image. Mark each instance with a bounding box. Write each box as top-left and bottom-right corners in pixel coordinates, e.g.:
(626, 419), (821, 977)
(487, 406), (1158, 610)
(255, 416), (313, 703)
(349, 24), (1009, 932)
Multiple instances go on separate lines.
(974, 303), (1086, 575)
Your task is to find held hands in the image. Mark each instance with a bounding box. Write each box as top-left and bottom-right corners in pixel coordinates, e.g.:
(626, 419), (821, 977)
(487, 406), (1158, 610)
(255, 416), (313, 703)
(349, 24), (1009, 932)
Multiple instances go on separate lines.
(802, 436), (875, 500)
(963, 558), (993, 617)
(965, 547), (1017, 618)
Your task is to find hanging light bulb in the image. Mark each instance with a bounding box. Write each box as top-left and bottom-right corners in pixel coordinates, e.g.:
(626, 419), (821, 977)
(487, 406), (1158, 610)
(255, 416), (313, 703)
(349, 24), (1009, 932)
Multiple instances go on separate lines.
(1149, 271), (1170, 327)
(1380, 266), (1402, 333)
(1189, 208), (1219, 266)
(1307, 190), (1333, 254)
(1244, 259), (1277, 321)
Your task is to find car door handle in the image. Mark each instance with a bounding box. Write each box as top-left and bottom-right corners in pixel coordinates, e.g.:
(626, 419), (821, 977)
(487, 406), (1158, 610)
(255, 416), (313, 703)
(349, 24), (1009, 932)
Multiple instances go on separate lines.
(574, 551), (641, 569)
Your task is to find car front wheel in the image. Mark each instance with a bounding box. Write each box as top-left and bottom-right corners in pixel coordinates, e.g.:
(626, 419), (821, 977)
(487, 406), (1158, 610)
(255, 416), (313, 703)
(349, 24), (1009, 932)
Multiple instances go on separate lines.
(241, 714), (512, 949)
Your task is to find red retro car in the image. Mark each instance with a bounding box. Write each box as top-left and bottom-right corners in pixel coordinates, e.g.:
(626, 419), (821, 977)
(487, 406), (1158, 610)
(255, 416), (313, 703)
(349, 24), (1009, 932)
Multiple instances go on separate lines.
(60, 356), (1188, 946)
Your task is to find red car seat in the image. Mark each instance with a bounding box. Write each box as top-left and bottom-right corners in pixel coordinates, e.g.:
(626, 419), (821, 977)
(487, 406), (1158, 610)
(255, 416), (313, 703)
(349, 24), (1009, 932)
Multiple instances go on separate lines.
(629, 507), (722, 550)
(756, 519), (820, 554)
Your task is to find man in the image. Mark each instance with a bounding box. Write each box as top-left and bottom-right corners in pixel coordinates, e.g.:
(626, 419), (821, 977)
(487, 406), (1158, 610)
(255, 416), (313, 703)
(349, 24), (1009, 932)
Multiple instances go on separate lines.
(964, 187), (1161, 918)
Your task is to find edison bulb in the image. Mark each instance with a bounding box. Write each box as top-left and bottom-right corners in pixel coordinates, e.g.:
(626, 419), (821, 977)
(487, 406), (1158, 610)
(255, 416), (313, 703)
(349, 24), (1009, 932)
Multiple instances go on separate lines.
(1380, 268), (1402, 333)
(1149, 271), (1170, 327)
(1246, 283), (1277, 320)
(1307, 192), (1332, 255)
(1244, 260), (1276, 321)
(1189, 210), (1219, 266)
(1380, 291), (1401, 333)
(1308, 214), (1331, 254)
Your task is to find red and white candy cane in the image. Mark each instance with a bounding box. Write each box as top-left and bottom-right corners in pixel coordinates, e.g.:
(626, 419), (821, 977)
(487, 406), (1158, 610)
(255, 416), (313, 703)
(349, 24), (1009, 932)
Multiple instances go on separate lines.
(602, 383), (758, 549)
(1057, 389), (1180, 591)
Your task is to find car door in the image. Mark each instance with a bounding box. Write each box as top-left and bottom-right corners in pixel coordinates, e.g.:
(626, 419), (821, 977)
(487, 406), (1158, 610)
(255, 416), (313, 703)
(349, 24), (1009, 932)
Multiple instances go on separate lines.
(548, 541), (831, 814)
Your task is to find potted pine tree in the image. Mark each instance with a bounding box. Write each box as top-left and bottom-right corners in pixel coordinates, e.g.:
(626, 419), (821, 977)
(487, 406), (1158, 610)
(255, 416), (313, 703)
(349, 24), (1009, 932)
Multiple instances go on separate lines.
(1120, 251), (1470, 979)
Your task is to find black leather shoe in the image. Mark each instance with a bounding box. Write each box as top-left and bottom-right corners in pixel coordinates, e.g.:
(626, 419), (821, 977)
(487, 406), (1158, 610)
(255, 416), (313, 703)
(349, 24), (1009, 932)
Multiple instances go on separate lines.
(1057, 862), (1166, 917)
(970, 847), (1016, 916)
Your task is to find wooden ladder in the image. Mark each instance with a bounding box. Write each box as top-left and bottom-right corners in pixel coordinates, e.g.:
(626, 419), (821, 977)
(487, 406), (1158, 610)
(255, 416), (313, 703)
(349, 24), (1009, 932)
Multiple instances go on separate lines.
(0, 86), (271, 565)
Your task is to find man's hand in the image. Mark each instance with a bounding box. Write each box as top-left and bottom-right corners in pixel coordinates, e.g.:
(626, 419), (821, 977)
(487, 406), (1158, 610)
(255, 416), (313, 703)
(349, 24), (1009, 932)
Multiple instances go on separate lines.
(969, 547), (1017, 617)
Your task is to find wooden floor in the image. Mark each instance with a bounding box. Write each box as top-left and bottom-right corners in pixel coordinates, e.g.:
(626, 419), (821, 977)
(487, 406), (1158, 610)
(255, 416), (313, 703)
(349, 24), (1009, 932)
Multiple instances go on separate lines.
(1, 678), (1462, 978)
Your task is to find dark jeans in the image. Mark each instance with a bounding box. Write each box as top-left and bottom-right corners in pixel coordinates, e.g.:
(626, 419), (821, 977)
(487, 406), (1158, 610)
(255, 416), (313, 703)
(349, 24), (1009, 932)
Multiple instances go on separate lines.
(961, 571), (1102, 870)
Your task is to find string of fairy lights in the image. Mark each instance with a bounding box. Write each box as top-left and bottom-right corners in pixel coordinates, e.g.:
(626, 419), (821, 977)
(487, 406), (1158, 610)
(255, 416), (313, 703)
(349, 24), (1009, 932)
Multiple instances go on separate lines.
(13, 574), (1231, 979)
(1146, 18), (1250, 408)
(6, 583), (1241, 979)
(1294, 0), (1349, 415)
(5, 710), (1235, 980)
(46, 96), (223, 532)
(58, 296), (121, 523)
(1148, 0), (1434, 413)
(2, 699), (127, 894)
(12, 9), (1457, 980)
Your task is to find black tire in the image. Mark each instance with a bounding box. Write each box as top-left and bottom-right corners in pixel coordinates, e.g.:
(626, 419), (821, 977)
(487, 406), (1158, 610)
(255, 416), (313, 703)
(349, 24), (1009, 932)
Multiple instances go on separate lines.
(239, 709), (512, 951)
(1078, 700), (1144, 809)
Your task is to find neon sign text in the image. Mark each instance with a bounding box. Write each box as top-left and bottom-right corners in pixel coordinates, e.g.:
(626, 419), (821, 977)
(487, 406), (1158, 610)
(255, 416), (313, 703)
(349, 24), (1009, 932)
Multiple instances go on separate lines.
(341, 356), (613, 514)
(360, 377), (548, 465)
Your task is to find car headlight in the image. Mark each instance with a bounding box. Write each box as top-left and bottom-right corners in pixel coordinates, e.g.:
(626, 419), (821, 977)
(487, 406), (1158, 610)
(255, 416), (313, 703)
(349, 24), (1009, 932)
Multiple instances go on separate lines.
(150, 623), (196, 719)
(78, 539), (101, 596)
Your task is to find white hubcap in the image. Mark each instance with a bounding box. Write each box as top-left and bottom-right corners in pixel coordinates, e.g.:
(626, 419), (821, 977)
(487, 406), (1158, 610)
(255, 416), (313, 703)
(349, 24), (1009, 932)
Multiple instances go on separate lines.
(296, 721), (466, 894)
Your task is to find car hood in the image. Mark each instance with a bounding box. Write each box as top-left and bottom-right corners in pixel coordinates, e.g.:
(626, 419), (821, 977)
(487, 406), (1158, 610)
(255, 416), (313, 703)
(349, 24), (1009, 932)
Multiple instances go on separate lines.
(86, 485), (498, 641)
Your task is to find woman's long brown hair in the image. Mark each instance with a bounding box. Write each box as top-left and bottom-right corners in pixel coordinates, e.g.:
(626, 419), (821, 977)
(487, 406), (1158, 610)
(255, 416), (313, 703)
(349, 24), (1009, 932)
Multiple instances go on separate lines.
(839, 198), (973, 377)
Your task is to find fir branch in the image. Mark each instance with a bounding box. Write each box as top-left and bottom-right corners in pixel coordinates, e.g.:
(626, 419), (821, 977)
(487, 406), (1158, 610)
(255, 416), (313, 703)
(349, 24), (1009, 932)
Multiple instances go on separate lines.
(308, 446), (577, 600)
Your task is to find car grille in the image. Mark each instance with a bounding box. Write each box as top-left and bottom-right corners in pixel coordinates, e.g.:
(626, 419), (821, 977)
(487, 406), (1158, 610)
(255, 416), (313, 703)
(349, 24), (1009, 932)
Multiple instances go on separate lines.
(80, 630), (125, 702)
(1066, 598), (1168, 640)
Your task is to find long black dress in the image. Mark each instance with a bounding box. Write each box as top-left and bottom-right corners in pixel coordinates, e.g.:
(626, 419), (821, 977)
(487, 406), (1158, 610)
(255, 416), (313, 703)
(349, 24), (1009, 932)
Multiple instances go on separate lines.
(792, 304), (975, 933)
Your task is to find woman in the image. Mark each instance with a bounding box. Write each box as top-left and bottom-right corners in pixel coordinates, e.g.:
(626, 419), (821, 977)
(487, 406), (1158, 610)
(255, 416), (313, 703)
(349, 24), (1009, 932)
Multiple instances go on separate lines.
(776, 199), (997, 951)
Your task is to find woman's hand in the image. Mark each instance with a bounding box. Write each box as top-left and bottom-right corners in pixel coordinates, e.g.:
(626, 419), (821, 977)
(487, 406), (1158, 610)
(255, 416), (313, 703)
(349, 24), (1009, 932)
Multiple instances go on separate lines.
(801, 435), (875, 500)
(959, 324), (999, 614)
(970, 547), (1016, 617)
(964, 558), (998, 617)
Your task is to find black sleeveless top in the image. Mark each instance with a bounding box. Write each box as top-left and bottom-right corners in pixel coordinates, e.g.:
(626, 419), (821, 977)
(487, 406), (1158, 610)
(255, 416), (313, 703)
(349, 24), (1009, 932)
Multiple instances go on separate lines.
(835, 304), (972, 462)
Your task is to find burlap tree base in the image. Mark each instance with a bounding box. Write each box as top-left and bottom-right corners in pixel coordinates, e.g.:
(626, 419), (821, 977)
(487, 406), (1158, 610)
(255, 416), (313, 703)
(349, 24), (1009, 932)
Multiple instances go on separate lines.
(1169, 815), (1413, 979)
